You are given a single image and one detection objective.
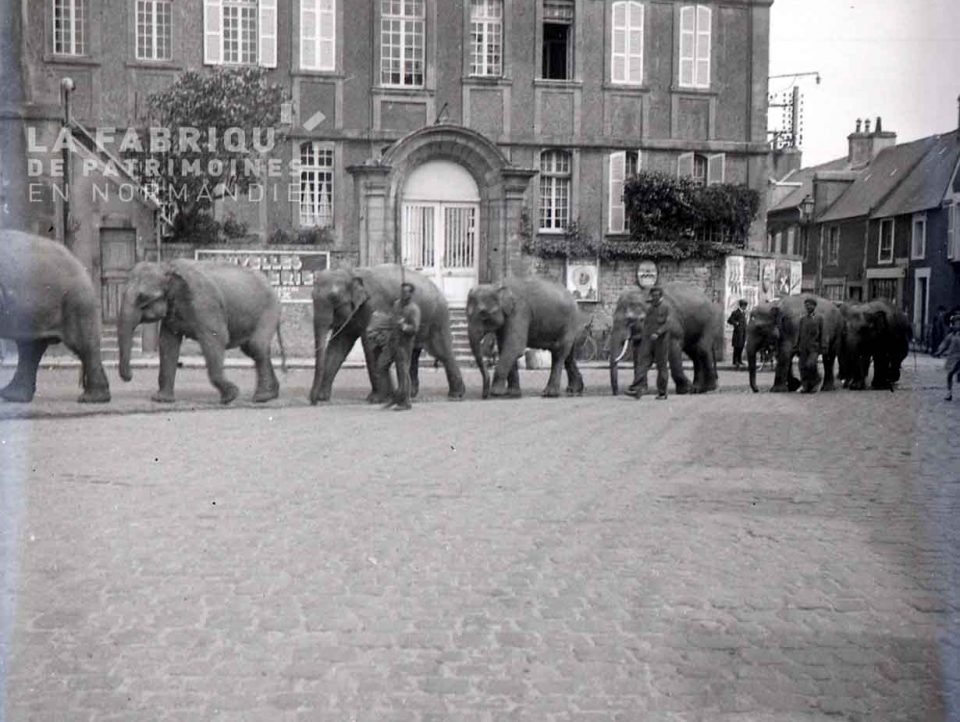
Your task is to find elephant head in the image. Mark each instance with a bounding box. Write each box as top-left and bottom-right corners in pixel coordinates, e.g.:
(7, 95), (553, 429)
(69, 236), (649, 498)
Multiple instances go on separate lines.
(118, 262), (182, 382)
(466, 284), (515, 399)
(746, 303), (781, 392)
(840, 305), (888, 388)
(608, 289), (647, 395)
(309, 267), (369, 403)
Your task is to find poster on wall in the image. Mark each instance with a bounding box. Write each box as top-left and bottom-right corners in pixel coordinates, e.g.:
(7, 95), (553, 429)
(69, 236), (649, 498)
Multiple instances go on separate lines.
(760, 259), (777, 303)
(790, 261), (803, 295)
(743, 285), (759, 310)
(724, 255), (745, 315)
(566, 260), (599, 302)
(195, 249), (330, 303)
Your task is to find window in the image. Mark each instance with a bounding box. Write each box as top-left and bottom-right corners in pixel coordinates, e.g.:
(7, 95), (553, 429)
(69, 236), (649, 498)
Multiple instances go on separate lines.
(773, 231), (782, 255)
(381, 0), (425, 86)
(679, 4), (710, 88)
(677, 152), (723, 186)
(827, 226), (840, 265)
(299, 142), (334, 228)
(204, 0), (276, 67)
(948, 203), (960, 260)
(608, 150), (640, 233)
(869, 278), (898, 303)
(783, 227), (795, 255)
(136, 0), (173, 61)
(53, 0), (86, 55)
(542, 0), (573, 80)
(878, 218), (894, 263)
(539, 150), (571, 231)
(822, 283), (844, 302)
(911, 213), (926, 260)
(301, 0), (336, 71)
(470, 0), (502, 77)
(611, 1), (643, 85)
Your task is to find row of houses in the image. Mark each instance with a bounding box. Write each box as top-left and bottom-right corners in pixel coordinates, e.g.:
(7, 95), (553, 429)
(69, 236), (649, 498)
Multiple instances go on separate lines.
(766, 108), (960, 346)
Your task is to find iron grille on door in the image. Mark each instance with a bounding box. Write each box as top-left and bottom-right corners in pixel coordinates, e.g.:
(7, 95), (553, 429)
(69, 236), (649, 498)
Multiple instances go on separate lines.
(402, 203), (435, 269)
(443, 206), (476, 270)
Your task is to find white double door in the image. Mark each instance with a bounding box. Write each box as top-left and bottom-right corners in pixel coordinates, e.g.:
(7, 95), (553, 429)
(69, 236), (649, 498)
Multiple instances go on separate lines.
(402, 202), (479, 306)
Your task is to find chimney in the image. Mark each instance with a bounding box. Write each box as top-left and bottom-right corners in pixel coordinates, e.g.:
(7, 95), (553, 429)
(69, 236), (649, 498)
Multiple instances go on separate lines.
(848, 116), (897, 168)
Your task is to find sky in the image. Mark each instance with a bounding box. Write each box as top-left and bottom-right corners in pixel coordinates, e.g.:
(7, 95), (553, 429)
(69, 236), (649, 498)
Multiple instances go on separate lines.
(768, 0), (960, 166)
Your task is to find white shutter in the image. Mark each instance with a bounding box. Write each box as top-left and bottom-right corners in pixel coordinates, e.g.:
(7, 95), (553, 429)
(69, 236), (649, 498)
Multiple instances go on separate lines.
(707, 153), (725, 185)
(677, 151), (694, 178)
(204, 0), (223, 65)
(259, 0), (277, 68)
(301, 0), (318, 69)
(695, 5), (711, 87)
(679, 6), (695, 87)
(609, 152), (626, 233)
(319, 0), (335, 70)
(628, 2), (644, 84)
(950, 203), (958, 260)
(611, 2), (626, 83)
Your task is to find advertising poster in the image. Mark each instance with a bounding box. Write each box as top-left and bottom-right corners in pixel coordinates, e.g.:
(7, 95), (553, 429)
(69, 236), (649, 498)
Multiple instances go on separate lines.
(760, 259), (777, 302)
(790, 261), (803, 295)
(724, 255), (745, 315)
(195, 249), (330, 303)
(566, 260), (599, 302)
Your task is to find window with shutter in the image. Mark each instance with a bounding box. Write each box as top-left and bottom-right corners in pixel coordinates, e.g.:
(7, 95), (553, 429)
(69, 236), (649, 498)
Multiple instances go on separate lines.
(608, 150), (640, 234)
(678, 4), (710, 88)
(706, 153), (724, 185)
(540, 150), (572, 231)
(878, 218), (894, 264)
(677, 152), (694, 179)
(302, 0), (336, 71)
(611, 2), (643, 85)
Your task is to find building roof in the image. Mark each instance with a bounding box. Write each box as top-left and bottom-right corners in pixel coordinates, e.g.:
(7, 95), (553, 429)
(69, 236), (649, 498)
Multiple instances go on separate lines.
(817, 136), (939, 223)
(870, 131), (960, 219)
(767, 156), (850, 215)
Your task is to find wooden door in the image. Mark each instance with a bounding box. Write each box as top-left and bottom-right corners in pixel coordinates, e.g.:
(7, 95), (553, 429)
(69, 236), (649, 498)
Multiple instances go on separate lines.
(100, 228), (137, 323)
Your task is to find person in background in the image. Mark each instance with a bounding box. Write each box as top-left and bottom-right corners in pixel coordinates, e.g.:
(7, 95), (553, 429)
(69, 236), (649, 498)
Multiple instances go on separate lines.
(727, 299), (748, 369)
(935, 313), (960, 401)
(930, 305), (947, 354)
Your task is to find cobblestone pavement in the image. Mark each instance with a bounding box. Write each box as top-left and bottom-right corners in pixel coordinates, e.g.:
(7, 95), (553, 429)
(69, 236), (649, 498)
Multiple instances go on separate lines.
(1, 357), (959, 721)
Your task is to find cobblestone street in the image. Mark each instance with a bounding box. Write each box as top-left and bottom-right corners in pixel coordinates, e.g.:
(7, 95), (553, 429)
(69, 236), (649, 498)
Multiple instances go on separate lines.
(1, 358), (959, 720)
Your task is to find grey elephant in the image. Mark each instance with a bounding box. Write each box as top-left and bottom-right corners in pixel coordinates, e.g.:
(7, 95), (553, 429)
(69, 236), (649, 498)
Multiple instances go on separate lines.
(118, 259), (285, 404)
(608, 283), (722, 395)
(308, 265), (465, 404)
(0, 230), (110, 403)
(839, 300), (911, 390)
(466, 276), (588, 399)
(746, 294), (842, 393)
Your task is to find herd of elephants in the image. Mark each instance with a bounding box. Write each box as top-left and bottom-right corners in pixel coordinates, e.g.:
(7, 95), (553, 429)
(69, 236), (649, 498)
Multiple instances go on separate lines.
(0, 230), (912, 406)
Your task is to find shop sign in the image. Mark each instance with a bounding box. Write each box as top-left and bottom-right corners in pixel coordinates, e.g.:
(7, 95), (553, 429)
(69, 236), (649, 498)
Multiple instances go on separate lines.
(195, 249), (330, 303)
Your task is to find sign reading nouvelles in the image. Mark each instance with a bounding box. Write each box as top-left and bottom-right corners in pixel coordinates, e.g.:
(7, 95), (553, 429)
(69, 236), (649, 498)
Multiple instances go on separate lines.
(195, 249), (330, 303)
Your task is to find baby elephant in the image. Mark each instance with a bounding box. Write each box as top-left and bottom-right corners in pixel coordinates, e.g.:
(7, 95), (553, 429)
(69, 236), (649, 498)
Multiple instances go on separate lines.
(118, 260), (285, 404)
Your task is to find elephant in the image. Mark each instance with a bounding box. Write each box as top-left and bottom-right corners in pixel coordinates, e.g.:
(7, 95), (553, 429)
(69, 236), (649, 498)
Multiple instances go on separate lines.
(466, 276), (588, 399)
(747, 294), (842, 393)
(118, 259), (285, 404)
(608, 283), (722, 396)
(0, 230), (110, 403)
(308, 264), (465, 404)
(839, 300), (912, 390)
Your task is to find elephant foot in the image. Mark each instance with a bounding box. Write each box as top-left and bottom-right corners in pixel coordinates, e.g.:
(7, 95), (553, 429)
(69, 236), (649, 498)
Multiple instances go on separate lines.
(447, 387), (465, 400)
(151, 391), (176, 403)
(219, 383), (240, 405)
(410, 384), (420, 399)
(821, 381), (837, 392)
(787, 377), (802, 392)
(490, 386), (522, 399)
(253, 385), (280, 403)
(310, 391), (330, 404)
(565, 381), (585, 396)
(366, 390), (391, 404)
(849, 381), (866, 391)
(0, 385), (36, 403)
(541, 387), (561, 398)
(78, 387), (111, 404)
(769, 384), (789, 393)
(392, 402), (412, 411)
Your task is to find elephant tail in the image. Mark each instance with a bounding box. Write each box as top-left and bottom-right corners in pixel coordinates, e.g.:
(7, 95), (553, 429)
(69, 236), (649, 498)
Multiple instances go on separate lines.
(277, 321), (288, 374)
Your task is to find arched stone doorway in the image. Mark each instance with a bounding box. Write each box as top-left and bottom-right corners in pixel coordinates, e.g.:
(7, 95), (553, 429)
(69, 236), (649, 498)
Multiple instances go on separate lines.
(348, 125), (536, 306)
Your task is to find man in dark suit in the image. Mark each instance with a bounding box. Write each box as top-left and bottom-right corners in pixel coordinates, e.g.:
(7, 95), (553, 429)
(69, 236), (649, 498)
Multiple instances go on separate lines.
(628, 286), (672, 400)
(727, 299), (748, 368)
(794, 297), (825, 393)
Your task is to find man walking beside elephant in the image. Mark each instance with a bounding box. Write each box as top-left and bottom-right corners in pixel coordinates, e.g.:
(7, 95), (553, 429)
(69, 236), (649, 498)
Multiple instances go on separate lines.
(628, 286), (672, 400)
(370, 282), (421, 411)
(794, 297), (825, 393)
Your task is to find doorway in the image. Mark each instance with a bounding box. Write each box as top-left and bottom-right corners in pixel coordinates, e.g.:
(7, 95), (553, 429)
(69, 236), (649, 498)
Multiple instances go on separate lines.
(913, 268), (930, 343)
(99, 228), (137, 323)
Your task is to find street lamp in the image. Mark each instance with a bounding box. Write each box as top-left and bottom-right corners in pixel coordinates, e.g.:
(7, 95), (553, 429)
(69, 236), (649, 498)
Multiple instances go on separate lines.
(60, 77), (74, 249)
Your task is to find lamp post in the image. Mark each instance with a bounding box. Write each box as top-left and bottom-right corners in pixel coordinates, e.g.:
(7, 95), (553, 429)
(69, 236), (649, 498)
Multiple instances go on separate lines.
(60, 77), (75, 249)
(796, 194), (817, 293)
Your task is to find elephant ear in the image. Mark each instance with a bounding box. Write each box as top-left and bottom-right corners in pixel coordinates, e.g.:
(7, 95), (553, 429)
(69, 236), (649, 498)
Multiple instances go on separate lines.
(867, 309), (888, 334)
(163, 260), (225, 330)
(497, 286), (516, 316)
(349, 276), (369, 309)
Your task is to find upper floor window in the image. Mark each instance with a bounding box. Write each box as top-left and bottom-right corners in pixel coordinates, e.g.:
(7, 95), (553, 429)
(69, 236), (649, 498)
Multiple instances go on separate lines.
(53, 0), (86, 56)
(204, 0), (277, 67)
(911, 212), (926, 260)
(136, 0), (173, 61)
(827, 225), (840, 265)
(878, 218), (894, 264)
(783, 226), (796, 255)
(299, 142), (334, 228)
(381, 0), (425, 86)
(678, 152), (723, 186)
(301, 0), (336, 71)
(611, 2), (643, 85)
(539, 150), (571, 231)
(950, 203), (960, 260)
(608, 150), (640, 234)
(542, 0), (573, 80)
(470, 0), (502, 77)
(679, 4), (710, 89)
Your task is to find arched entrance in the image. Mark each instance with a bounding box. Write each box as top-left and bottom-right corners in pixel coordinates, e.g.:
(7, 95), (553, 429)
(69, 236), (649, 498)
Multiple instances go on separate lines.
(401, 160), (480, 305)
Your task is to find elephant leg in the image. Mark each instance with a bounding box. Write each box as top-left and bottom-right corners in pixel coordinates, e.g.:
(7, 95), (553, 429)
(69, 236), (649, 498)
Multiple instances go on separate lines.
(542, 346), (568, 398)
(62, 311), (110, 403)
(427, 326), (466, 399)
(564, 353), (584, 395)
(797, 351), (820, 393)
(369, 345), (396, 404)
(491, 327), (526, 398)
(628, 340), (648, 395)
(153, 326), (182, 403)
(409, 346), (421, 399)
(772, 346), (796, 392)
(694, 342), (718, 393)
(196, 331), (238, 405)
(242, 340), (279, 403)
(506, 361), (521, 397)
(0, 339), (50, 402)
(627, 343), (655, 398)
(821, 352), (837, 392)
(669, 340), (691, 394)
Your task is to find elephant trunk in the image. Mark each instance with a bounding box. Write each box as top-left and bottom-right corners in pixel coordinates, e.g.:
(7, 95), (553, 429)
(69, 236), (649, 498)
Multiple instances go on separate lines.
(746, 335), (760, 393)
(608, 317), (630, 396)
(117, 299), (140, 382)
(309, 308), (334, 404)
(468, 324), (491, 399)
